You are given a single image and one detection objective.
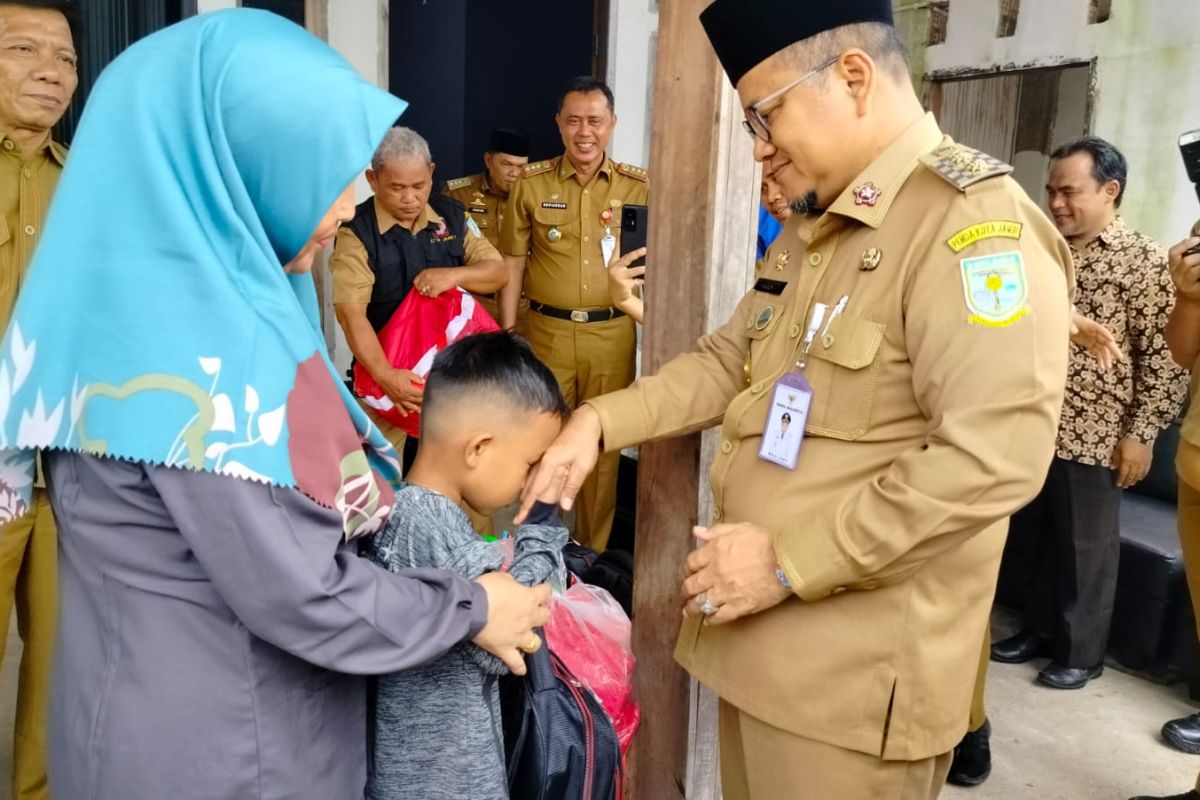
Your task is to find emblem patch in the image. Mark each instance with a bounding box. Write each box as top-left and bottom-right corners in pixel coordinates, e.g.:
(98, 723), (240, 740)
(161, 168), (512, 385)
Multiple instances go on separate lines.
(960, 251), (1029, 327)
(547, 227), (562, 243)
(466, 217), (482, 238)
(853, 182), (882, 207)
(946, 221), (1024, 253)
(754, 306), (775, 331)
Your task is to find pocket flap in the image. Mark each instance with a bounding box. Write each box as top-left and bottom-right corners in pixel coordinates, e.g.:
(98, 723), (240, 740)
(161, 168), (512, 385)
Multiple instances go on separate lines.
(810, 315), (885, 370)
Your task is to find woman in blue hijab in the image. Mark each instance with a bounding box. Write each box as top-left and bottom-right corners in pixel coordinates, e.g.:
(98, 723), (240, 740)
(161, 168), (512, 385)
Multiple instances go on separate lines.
(0, 10), (549, 798)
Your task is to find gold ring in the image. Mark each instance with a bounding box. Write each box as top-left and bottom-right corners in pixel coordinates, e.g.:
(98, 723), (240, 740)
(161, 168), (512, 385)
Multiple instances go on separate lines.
(520, 634), (542, 654)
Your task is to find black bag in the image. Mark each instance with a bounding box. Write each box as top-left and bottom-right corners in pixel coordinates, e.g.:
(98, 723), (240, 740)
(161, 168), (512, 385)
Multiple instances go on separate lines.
(562, 543), (634, 618)
(500, 630), (623, 800)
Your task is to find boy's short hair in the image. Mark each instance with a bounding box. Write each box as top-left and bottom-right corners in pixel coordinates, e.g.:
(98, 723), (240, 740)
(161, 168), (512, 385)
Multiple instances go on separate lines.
(421, 333), (569, 437)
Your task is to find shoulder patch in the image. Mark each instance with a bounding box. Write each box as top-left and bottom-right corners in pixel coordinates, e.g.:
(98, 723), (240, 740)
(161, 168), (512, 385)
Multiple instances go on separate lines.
(524, 160), (555, 176)
(616, 162), (648, 182)
(919, 144), (1012, 192)
(445, 176), (473, 191)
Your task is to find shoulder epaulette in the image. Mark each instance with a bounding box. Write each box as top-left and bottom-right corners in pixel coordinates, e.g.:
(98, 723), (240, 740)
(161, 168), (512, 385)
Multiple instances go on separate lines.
(616, 162), (648, 182)
(445, 176), (473, 191)
(919, 143), (1012, 191)
(524, 160), (555, 177)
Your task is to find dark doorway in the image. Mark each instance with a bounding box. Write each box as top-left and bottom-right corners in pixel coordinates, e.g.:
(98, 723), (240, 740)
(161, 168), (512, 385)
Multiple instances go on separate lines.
(389, 0), (605, 180)
(241, 0), (305, 26)
(56, 1), (186, 143)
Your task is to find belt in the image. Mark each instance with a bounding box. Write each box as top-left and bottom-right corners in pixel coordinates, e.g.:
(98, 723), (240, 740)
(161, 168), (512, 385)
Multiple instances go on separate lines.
(529, 301), (626, 324)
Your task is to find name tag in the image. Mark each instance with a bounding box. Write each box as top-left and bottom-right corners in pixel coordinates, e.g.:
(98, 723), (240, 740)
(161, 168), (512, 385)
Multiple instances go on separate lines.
(541, 201), (568, 210)
(758, 371), (813, 470)
(468, 206), (488, 214)
(753, 278), (787, 296)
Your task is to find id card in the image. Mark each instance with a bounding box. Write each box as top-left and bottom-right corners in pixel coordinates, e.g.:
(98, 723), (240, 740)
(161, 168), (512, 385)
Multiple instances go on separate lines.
(758, 371), (813, 470)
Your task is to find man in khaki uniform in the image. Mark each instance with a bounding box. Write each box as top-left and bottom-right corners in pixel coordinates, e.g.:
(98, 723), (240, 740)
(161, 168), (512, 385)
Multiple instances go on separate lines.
(443, 128), (530, 332)
(330, 127), (505, 533)
(499, 77), (648, 552)
(0, 2), (77, 798)
(517, 1), (1073, 797)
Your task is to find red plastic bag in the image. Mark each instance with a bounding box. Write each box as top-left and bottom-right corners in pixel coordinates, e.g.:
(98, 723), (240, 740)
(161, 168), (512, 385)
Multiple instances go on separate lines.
(353, 288), (499, 438)
(543, 581), (640, 756)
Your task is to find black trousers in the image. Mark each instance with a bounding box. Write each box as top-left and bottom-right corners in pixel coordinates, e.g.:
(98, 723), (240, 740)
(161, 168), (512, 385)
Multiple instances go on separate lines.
(1007, 456), (1122, 667)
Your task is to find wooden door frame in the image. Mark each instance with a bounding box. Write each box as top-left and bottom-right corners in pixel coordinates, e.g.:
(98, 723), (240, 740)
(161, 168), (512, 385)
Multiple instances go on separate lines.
(925, 57), (1097, 129)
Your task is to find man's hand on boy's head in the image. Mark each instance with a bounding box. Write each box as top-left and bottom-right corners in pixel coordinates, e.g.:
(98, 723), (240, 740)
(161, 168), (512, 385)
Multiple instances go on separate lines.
(514, 406), (603, 524)
(378, 368), (425, 415)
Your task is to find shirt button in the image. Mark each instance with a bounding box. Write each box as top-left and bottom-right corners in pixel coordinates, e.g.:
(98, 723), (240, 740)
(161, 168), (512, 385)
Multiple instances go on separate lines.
(23, 225), (34, 236)
(583, 260), (589, 266)
(583, 189), (590, 195)
(22, 168), (30, 178)
(713, 507), (723, 521)
(3, 141), (12, 150)
(750, 382), (765, 394)
(789, 323), (802, 338)
(583, 236), (590, 242)
(808, 252), (822, 267)
(582, 284), (589, 291)
(720, 440), (733, 454)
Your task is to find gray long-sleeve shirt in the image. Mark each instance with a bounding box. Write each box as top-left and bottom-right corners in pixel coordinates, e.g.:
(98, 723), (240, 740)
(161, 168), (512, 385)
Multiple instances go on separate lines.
(45, 452), (487, 800)
(363, 484), (567, 800)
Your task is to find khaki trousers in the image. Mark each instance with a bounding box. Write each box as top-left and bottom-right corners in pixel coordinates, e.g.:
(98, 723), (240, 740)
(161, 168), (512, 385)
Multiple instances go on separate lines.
(1177, 479), (1200, 793)
(361, 401), (495, 537)
(524, 310), (636, 552)
(719, 701), (953, 800)
(472, 292), (529, 338)
(0, 490), (55, 800)
(968, 624), (989, 732)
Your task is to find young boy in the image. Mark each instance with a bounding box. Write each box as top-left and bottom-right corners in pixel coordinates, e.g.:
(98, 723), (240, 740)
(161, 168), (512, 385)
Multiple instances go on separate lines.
(363, 332), (571, 800)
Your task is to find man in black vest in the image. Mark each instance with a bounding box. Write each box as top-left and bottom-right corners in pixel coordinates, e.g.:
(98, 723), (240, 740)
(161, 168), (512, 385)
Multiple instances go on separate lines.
(331, 126), (506, 453)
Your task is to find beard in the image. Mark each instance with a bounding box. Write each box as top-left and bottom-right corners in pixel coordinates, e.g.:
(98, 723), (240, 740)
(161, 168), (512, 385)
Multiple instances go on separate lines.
(788, 190), (822, 216)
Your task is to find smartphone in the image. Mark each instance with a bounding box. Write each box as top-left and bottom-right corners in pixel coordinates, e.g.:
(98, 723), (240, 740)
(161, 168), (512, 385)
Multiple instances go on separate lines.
(620, 204), (649, 269)
(1184, 131), (1200, 254)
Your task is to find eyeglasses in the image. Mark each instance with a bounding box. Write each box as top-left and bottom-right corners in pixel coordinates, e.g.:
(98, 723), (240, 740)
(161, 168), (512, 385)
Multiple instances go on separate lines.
(742, 57), (839, 142)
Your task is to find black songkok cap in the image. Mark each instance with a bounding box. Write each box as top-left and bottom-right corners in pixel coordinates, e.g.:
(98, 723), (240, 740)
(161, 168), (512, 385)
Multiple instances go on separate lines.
(700, 0), (895, 86)
(488, 128), (531, 158)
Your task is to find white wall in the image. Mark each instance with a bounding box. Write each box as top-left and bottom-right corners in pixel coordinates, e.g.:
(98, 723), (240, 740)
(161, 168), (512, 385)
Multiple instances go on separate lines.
(927, 0), (1200, 245)
(606, 0), (659, 168)
(196, 0), (236, 11)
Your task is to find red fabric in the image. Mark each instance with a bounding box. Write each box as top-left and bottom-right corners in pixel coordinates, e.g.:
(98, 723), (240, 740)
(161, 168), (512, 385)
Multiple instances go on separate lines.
(353, 289), (499, 438)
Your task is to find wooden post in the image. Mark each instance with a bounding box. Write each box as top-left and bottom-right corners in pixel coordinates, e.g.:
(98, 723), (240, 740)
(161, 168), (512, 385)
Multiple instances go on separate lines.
(630, 0), (758, 797)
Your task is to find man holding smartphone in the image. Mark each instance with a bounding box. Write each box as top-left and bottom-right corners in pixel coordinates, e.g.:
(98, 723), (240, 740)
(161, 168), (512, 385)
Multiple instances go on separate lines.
(1129, 219), (1200, 800)
(499, 77), (649, 552)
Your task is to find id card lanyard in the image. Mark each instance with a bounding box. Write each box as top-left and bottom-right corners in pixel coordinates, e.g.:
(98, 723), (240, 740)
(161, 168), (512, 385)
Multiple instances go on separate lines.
(758, 302), (827, 470)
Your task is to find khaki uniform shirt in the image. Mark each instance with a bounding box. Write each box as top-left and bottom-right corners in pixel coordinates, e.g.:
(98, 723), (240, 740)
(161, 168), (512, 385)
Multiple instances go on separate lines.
(1056, 217), (1186, 465)
(330, 198), (501, 305)
(587, 115), (1074, 760)
(0, 132), (66, 329)
(444, 172), (505, 248)
(499, 156), (648, 309)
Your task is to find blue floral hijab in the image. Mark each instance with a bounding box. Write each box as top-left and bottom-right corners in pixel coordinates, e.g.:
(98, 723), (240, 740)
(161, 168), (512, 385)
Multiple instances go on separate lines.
(0, 9), (406, 537)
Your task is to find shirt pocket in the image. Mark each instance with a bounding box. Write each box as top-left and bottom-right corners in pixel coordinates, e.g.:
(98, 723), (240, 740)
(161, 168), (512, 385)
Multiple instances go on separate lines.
(744, 295), (787, 384)
(423, 234), (465, 266)
(532, 206), (577, 251)
(803, 314), (886, 440)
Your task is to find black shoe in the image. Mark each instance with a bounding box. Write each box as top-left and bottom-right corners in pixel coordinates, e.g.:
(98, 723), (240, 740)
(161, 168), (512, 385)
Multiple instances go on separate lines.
(947, 719), (991, 787)
(990, 630), (1052, 664)
(1162, 713), (1200, 754)
(1036, 662), (1103, 689)
(1128, 791), (1200, 800)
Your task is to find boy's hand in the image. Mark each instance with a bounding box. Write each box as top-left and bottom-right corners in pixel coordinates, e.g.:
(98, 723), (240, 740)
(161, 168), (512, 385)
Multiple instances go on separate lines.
(515, 406), (603, 523)
(471, 573), (552, 675)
